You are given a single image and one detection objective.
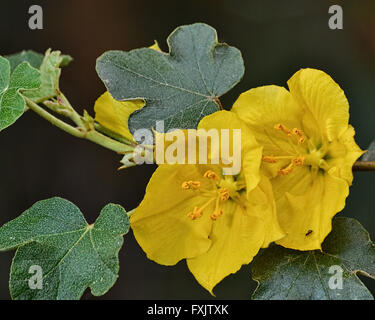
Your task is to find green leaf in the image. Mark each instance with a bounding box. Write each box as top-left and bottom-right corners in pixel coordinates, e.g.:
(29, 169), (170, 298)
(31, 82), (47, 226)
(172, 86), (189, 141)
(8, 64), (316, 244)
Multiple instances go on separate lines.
(60, 54), (73, 67)
(252, 217), (375, 300)
(24, 49), (63, 103)
(5, 50), (73, 72)
(0, 56), (41, 131)
(5, 50), (44, 72)
(362, 140), (375, 161)
(0, 197), (130, 300)
(96, 23), (244, 135)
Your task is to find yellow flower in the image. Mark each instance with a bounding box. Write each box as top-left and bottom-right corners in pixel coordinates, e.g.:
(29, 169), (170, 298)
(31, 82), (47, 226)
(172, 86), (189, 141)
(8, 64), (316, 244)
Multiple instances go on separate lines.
(94, 43), (162, 142)
(130, 111), (284, 294)
(94, 92), (144, 142)
(232, 68), (364, 251)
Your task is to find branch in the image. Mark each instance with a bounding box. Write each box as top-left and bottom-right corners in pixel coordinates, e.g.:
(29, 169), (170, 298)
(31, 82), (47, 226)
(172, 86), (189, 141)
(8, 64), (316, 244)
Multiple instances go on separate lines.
(24, 96), (134, 154)
(20, 96), (375, 171)
(24, 96), (85, 139)
(353, 161), (375, 171)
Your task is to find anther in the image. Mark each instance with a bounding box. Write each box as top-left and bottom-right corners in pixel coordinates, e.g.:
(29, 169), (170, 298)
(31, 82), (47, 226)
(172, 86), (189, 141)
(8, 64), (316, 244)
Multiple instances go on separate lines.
(262, 155), (277, 163)
(292, 156), (305, 167)
(187, 206), (203, 220)
(181, 180), (201, 190)
(210, 209), (223, 221)
(292, 128), (306, 144)
(274, 123), (292, 136)
(203, 170), (219, 181)
(219, 188), (229, 201)
(277, 163), (294, 176)
(181, 182), (190, 189)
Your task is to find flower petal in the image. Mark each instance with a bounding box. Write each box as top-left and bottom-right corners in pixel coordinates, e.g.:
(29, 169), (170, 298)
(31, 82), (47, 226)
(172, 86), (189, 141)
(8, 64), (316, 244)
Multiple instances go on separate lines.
(231, 86), (306, 178)
(187, 200), (265, 294)
(248, 176), (285, 247)
(198, 110), (263, 195)
(94, 91), (144, 141)
(326, 125), (364, 184)
(275, 170), (349, 251)
(287, 68), (350, 142)
(232, 85), (304, 154)
(150, 41), (162, 52)
(130, 164), (213, 265)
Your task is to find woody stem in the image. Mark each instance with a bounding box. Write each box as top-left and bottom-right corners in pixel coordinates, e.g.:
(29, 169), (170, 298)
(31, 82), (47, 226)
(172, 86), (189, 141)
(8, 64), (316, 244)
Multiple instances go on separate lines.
(353, 161), (375, 171)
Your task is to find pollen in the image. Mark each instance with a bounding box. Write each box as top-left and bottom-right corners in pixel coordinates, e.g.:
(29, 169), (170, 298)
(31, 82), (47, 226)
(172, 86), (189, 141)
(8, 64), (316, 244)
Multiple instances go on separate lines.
(181, 180), (201, 190)
(274, 123), (292, 136)
(203, 170), (219, 181)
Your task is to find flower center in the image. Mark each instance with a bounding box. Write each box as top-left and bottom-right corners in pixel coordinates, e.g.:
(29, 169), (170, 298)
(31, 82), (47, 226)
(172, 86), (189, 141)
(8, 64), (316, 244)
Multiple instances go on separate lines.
(304, 148), (329, 170)
(182, 170), (243, 221)
(262, 123), (328, 175)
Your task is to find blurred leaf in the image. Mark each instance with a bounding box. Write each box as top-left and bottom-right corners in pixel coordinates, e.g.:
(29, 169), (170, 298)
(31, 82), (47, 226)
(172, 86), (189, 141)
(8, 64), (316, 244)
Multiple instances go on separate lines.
(24, 50), (63, 103)
(252, 217), (375, 300)
(362, 140), (375, 161)
(5, 50), (44, 72)
(96, 23), (244, 135)
(60, 54), (73, 67)
(0, 197), (130, 300)
(5, 50), (72, 71)
(0, 56), (41, 131)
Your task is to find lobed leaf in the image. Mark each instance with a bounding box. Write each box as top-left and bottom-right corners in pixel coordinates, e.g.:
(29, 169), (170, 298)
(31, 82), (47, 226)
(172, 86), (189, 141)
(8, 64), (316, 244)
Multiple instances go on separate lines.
(24, 49), (63, 103)
(5, 50), (44, 72)
(96, 23), (245, 136)
(0, 197), (130, 300)
(5, 50), (72, 72)
(252, 217), (375, 300)
(0, 56), (41, 131)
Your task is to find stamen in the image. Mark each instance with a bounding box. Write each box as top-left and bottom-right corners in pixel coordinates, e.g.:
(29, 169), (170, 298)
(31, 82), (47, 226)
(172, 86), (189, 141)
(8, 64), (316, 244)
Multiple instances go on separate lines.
(181, 181), (191, 189)
(277, 163), (294, 176)
(181, 180), (201, 190)
(262, 155), (277, 163)
(187, 206), (203, 220)
(292, 156), (305, 167)
(203, 170), (219, 181)
(270, 124), (309, 175)
(274, 124), (292, 136)
(185, 173), (233, 222)
(211, 196), (223, 221)
(292, 128), (306, 144)
(219, 188), (229, 201)
(276, 156), (305, 176)
(210, 209), (223, 221)
(187, 197), (216, 220)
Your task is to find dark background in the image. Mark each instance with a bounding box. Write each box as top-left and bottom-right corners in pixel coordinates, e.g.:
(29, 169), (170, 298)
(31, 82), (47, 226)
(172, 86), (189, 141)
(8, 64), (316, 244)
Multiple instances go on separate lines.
(0, 0), (374, 299)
